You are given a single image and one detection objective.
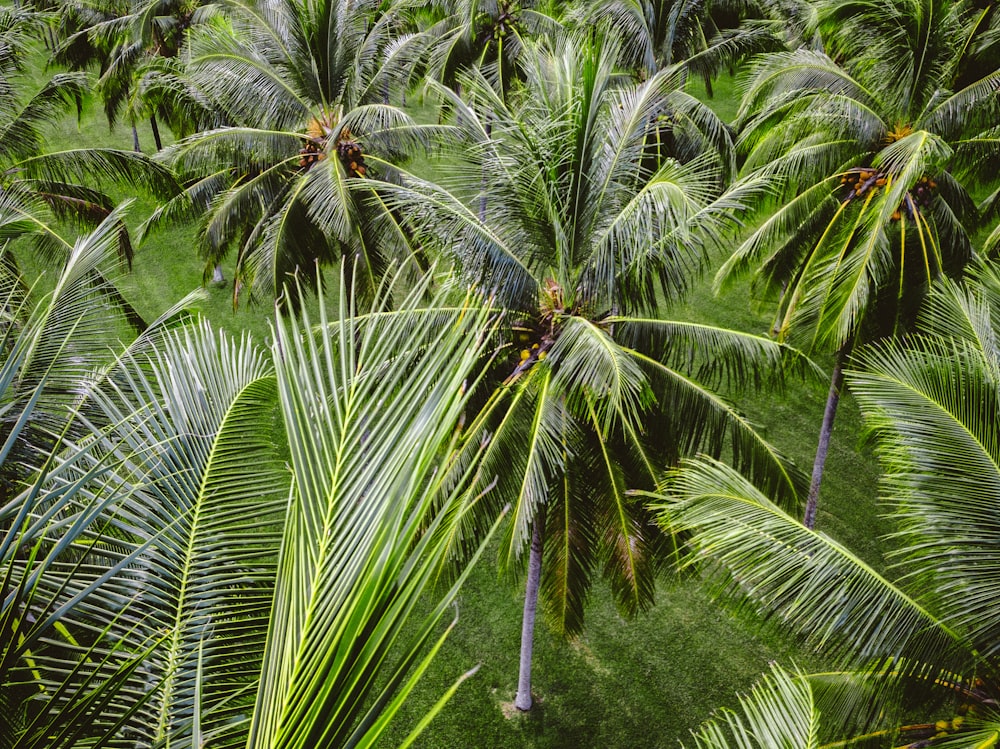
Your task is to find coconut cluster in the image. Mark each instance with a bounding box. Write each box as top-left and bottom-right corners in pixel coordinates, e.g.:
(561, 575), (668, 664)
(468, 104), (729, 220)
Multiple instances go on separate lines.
(839, 168), (887, 201)
(298, 116), (330, 170)
(476, 0), (520, 44)
(504, 279), (566, 384)
(336, 128), (367, 178)
(296, 119), (368, 177)
(298, 139), (326, 169)
(838, 168), (937, 222)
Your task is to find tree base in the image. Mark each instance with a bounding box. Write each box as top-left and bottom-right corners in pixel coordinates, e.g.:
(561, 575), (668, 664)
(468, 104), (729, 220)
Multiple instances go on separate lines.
(501, 693), (540, 719)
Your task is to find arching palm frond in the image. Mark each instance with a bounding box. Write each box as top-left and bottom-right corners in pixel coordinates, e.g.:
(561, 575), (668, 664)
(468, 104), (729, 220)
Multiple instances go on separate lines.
(22, 320), (285, 748)
(0, 216), (205, 747)
(615, 318), (815, 505)
(0, 72), (87, 164)
(659, 456), (963, 671)
(0, 206), (147, 491)
(681, 663), (1000, 749)
(247, 267), (504, 749)
(683, 664), (821, 749)
(851, 268), (1000, 663)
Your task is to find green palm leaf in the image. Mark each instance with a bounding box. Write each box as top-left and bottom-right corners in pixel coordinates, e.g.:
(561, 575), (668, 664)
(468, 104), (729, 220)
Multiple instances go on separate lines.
(247, 266), (504, 749)
(657, 456), (963, 670)
(683, 664), (820, 749)
(851, 269), (1000, 661)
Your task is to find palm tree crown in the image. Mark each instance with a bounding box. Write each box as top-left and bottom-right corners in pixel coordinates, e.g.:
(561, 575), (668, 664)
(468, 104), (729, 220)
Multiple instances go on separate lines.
(714, 0), (1000, 526)
(145, 0), (431, 303)
(719, 0), (1000, 350)
(381, 33), (811, 710)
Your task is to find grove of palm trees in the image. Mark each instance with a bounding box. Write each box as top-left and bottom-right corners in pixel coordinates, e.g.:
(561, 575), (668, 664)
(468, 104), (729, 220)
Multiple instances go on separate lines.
(1, 0), (998, 746)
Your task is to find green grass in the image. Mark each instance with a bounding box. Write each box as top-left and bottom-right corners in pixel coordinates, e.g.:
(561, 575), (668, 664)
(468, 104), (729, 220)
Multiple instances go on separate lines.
(21, 51), (884, 747)
(686, 70), (742, 123)
(378, 564), (823, 748)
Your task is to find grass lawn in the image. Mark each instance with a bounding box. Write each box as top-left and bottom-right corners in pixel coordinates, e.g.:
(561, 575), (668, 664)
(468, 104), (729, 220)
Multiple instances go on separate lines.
(25, 51), (884, 747)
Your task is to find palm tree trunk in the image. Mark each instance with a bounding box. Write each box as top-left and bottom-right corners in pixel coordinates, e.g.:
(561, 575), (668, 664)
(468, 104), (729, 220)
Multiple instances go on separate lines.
(211, 264), (225, 284)
(803, 342), (852, 529)
(515, 515), (544, 712)
(150, 114), (163, 151)
(131, 122), (141, 153)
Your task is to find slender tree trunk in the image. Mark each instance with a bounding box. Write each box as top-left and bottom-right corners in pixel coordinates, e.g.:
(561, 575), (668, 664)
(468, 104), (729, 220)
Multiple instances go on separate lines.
(702, 72), (714, 98)
(515, 516), (544, 712)
(803, 341), (852, 529)
(150, 114), (163, 151)
(131, 122), (141, 153)
(211, 264), (225, 284)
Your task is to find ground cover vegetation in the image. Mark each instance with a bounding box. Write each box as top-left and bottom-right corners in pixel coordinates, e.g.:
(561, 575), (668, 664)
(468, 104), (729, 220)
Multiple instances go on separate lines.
(0, 0), (998, 747)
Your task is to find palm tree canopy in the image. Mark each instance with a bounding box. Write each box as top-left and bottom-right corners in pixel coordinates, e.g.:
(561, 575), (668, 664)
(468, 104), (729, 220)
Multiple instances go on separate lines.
(658, 259), (1000, 745)
(144, 0), (433, 303)
(377, 35), (810, 635)
(0, 7), (178, 270)
(716, 0), (1000, 352)
(401, 0), (566, 96)
(54, 0), (228, 136)
(389, 34), (738, 315)
(569, 0), (786, 79)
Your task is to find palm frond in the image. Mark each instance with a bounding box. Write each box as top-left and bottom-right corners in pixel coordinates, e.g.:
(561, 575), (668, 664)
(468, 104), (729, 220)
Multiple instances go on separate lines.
(682, 663), (820, 749)
(657, 456), (966, 672)
(616, 322), (810, 507)
(920, 70), (1000, 140)
(37, 319), (286, 747)
(684, 21), (787, 83)
(0, 72), (87, 164)
(248, 264), (503, 749)
(851, 284), (1000, 660)
(15, 148), (180, 202)
(550, 315), (652, 437)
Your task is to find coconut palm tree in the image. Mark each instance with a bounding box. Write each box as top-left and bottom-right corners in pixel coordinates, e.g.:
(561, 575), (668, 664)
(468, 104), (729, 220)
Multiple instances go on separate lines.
(661, 259), (1000, 747)
(378, 35), (812, 712)
(715, 0), (1000, 527)
(403, 0), (565, 102)
(54, 0), (224, 151)
(569, 0), (788, 91)
(142, 0), (433, 304)
(0, 4), (177, 277)
(2, 264), (506, 747)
